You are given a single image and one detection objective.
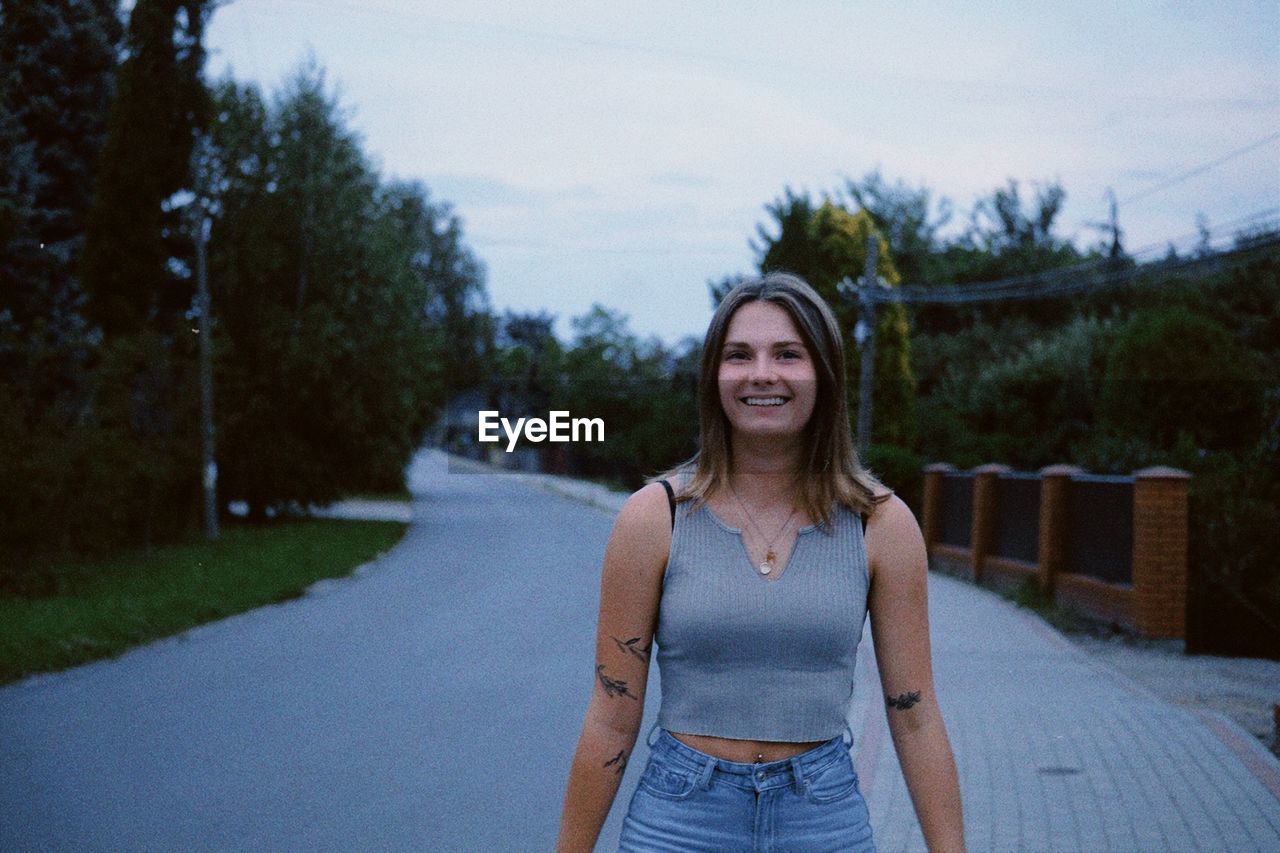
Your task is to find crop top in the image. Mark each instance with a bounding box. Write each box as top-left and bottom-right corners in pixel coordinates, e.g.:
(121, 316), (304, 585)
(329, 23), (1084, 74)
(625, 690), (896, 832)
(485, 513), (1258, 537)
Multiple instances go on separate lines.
(654, 481), (871, 742)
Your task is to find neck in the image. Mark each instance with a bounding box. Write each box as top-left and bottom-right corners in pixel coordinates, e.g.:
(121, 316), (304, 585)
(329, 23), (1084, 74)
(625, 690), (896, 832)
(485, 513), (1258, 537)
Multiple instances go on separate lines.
(727, 433), (804, 502)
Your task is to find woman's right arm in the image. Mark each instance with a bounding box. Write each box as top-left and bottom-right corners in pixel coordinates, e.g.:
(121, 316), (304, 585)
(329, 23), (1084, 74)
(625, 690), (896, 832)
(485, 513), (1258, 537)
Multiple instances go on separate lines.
(555, 483), (671, 853)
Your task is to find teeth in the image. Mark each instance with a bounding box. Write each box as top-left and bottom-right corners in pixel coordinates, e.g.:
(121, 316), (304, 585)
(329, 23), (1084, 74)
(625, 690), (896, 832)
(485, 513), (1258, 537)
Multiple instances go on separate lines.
(744, 397), (786, 406)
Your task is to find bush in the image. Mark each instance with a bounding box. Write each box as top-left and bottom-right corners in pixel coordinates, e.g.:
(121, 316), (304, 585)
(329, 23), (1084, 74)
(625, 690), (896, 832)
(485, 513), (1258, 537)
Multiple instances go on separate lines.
(864, 442), (925, 515)
(1099, 305), (1261, 453)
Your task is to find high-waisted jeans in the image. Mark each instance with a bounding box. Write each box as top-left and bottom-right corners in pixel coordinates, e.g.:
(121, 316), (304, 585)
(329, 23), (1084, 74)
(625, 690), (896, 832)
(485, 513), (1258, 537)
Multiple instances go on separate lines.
(617, 724), (875, 852)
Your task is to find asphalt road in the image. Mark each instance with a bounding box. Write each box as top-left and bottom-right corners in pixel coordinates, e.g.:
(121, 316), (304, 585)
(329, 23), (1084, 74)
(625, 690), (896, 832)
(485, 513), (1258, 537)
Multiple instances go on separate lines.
(0, 450), (637, 852)
(9, 450), (1277, 851)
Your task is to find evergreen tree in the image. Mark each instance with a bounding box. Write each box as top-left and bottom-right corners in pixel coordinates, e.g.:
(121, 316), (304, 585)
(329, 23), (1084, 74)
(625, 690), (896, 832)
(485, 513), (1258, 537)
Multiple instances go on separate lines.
(0, 0), (126, 573)
(0, 0), (120, 372)
(754, 187), (817, 279)
(0, 0), (123, 249)
(81, 0), (210, 335)
(75, 0), (212, 549)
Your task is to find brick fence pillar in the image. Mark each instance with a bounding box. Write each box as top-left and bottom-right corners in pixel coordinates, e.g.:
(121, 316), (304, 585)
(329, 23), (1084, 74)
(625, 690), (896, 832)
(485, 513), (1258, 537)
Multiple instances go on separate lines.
(921, 463), (956, 555)
(970, 463), (1011, 585)
(1132, 466), (1191, 640)
(1037, 465), (1083, 596)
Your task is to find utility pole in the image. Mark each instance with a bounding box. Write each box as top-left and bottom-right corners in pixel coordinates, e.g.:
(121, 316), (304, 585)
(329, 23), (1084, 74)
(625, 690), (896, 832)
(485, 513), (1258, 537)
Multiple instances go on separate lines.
(855, 232), (878, 461)
(195, 215), (219, 540)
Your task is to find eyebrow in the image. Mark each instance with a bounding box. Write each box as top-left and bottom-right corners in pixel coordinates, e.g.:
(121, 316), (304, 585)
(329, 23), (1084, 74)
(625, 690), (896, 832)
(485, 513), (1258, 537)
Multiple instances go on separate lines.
(722, 340), (806, 350)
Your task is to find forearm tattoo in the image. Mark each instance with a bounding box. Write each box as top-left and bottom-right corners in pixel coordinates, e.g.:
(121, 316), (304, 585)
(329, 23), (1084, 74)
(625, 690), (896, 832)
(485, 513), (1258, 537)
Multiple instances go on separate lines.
(612, 635), (651, 662)
(604, 749), (628, 775)
(886, 690), (922, 711)
(596, 664), (640, 700)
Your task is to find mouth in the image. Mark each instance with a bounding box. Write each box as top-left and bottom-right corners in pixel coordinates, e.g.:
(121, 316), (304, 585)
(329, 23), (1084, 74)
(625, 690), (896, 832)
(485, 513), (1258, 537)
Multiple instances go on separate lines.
(740, 396), (789, 407)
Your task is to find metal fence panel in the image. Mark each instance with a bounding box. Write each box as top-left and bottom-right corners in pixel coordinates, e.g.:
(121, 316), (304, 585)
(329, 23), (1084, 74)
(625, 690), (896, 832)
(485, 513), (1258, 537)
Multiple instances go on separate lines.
(939, 472), (974, 548)
(994, 473), (1041, 563)
(1065, 475), (1133, 584)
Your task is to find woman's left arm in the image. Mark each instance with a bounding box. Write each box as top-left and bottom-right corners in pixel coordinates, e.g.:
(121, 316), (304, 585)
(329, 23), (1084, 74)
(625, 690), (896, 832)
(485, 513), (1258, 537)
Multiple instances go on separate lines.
(865, 495), (965, 852)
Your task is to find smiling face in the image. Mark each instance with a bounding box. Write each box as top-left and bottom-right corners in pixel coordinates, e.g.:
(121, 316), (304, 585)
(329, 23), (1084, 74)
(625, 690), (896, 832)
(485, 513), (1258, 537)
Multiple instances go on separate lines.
(717, 300), (818, 442)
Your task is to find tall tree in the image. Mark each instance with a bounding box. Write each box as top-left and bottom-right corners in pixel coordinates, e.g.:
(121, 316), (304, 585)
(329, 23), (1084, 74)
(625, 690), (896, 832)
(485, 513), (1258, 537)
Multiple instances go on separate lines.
(0, 0), (123, 250)
(419, 201), (490, 393)
(0, 0), (121, 377)
(843, 169), (951, 286)
(0, 0), (134, 571)
(754, 187), (817, 279)
(203, 71), (464, 514)
(81, 0), (210, 336)
(937, 178), (1088, 329)
(77, 0), (212, 548)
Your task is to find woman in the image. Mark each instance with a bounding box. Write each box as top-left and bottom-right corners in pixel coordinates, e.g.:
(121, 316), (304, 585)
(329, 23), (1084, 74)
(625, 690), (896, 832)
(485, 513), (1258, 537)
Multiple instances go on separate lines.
(556, 272), (964, 852)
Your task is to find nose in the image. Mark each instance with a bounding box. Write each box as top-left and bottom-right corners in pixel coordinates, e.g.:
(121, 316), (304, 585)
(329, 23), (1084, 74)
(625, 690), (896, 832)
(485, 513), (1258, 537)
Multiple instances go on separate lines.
(750, 356), (777, 384)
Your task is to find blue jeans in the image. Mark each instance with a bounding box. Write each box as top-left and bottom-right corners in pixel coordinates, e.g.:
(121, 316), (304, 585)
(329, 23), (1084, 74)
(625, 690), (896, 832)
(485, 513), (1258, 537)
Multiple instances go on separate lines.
(618, 725), (875, 852)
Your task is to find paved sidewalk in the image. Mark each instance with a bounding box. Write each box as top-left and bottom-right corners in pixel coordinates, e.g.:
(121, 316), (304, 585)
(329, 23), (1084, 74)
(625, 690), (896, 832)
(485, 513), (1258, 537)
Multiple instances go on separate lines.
(512, 462), (1280, 852)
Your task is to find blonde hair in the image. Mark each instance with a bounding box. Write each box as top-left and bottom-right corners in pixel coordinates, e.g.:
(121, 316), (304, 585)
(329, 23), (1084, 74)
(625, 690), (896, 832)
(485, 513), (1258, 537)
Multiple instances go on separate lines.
(657, 271), (890, 526)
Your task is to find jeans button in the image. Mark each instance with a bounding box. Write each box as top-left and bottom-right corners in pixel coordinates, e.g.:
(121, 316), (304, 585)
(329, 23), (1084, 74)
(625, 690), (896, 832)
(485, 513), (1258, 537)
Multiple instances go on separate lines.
(756, 770), (765, 780)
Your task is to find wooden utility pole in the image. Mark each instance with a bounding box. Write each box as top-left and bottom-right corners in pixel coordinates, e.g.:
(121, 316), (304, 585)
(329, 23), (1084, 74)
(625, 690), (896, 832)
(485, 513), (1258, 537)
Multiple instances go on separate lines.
(856, 232), (878, 461)
(195, 216), (219, 540)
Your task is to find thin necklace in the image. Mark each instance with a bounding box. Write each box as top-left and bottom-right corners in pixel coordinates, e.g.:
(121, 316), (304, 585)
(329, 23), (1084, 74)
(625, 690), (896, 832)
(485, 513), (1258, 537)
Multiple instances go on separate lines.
(728, 481), (798, 576)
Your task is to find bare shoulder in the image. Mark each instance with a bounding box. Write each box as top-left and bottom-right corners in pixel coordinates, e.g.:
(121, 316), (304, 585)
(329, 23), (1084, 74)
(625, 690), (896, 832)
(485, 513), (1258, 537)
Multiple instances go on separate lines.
(618, 481), (673, 533)
(606, 482), (673, 571)
(863, 493), (926, 584)
(865, 490), (914, 529)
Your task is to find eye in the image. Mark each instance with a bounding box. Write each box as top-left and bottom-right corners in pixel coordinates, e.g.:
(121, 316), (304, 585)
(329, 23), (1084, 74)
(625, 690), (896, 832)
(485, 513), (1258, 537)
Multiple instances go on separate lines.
(723, 350), (749, 361)
(778, 349), (803, 360)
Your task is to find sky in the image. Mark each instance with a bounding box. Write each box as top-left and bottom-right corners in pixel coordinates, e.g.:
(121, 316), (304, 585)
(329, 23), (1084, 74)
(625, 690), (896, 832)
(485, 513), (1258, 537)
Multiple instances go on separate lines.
(204, 0), (1280, 344)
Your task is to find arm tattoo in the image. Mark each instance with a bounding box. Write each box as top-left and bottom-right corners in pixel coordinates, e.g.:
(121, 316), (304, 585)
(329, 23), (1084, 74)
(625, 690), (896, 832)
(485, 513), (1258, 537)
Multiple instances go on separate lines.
(596, 664), (640, 700)
(886, 690), (922, 711)
(612, 635), (651, 662)
(604, 749), (628, 775)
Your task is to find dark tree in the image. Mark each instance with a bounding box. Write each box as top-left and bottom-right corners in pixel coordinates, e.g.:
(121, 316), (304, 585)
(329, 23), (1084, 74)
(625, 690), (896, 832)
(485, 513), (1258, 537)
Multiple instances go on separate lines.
(0, 0), (123, 248)
(202, 72), (466, 515)
(843, 170), (952, 286)
(81, 0), (211, 336)
(753, 187), (817, 280)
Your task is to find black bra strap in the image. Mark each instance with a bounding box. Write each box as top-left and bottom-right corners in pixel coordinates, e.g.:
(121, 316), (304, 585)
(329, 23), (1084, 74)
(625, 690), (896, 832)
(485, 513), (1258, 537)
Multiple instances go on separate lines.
(660, 480), (675, 530)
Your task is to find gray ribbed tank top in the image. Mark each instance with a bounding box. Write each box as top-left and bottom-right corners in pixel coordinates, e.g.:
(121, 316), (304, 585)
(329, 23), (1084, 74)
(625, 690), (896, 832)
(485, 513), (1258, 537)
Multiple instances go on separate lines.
(655, 487), (870, 742)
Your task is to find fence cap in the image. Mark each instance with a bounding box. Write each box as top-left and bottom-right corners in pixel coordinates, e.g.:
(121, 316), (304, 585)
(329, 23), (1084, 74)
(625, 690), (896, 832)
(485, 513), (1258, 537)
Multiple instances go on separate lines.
(1133, 465), (1191, 480)
(923, 462), (957, 473)
(1040, 464), (1085, 476)
(972, 463), (1013, 474)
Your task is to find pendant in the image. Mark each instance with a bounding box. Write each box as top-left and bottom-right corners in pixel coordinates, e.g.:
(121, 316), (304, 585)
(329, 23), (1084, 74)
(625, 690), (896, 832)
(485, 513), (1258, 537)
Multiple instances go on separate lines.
(759, 550), (776, 575)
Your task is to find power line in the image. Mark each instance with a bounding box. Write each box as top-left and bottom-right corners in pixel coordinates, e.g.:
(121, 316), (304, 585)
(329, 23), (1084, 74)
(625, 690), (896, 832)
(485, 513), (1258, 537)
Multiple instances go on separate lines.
(1116, 131), (1280, 208)
(865, 214), (1280, 306)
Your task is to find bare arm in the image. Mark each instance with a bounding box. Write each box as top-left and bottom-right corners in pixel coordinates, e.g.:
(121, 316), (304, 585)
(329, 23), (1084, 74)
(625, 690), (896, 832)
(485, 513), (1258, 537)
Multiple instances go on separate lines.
(866, 495), (965, 853)
(555, 483), (669, 853)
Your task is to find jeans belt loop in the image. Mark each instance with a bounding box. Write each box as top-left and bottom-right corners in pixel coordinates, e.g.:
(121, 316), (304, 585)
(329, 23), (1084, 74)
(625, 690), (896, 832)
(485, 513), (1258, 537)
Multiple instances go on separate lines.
(788, 754), (807, 794)
(697, 756), (717, 790)
(645, 722), (661, 748)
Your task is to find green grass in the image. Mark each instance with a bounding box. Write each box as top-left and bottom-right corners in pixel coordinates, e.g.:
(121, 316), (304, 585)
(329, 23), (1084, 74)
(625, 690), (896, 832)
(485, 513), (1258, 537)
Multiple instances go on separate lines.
(999, 578), (1089, 635)
(0, 518), (407, 685)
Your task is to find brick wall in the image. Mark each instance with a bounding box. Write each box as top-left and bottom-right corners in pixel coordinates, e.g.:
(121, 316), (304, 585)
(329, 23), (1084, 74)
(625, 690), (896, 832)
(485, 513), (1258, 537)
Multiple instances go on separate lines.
(922, 461), (1191, 642)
